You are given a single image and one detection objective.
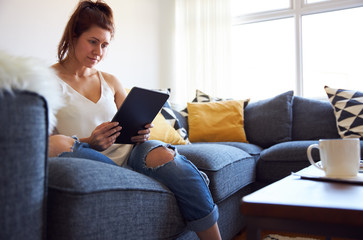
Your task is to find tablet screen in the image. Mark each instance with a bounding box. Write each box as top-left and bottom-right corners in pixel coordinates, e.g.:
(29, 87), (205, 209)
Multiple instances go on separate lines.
(112, 87), (169, 144)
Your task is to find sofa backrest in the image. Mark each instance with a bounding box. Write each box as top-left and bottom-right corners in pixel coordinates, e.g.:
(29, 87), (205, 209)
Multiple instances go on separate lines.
(173, 92), (341, 147)
(244, 91), (294, 148)
(292, 96), (339, 140)
(0, 90), (48, 240)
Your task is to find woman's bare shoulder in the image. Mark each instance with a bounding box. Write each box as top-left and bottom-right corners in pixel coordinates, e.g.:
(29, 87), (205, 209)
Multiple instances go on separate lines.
(100, 71), (127, 103)
(100, 71), (117, 82)
(100, 71), (124, 89)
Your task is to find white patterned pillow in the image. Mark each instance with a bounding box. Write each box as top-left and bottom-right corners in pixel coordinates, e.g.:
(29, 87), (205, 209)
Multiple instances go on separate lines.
(156, 89), (190, 144)
(324, 86), (363, 138)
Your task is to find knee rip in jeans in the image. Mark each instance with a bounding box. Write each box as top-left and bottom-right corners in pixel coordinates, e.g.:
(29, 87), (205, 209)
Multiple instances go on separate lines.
(145, 146), (176, 169)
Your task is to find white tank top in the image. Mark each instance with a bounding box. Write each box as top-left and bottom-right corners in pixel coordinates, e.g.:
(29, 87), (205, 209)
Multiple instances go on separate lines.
(55, 71), (133, 166)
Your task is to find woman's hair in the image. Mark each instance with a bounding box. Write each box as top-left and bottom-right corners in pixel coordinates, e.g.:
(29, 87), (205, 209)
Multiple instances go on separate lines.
(57, 0), (115, 63)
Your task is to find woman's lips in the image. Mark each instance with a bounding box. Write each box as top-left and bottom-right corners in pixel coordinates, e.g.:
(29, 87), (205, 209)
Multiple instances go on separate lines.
(88, 57), (99, 63)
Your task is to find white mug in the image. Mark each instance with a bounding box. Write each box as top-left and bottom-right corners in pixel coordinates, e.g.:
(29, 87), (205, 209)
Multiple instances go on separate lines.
(306, 138), (361, 177)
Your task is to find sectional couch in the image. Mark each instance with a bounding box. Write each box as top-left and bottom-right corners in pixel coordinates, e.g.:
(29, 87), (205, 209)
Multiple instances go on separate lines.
(2, 87), (363, 240)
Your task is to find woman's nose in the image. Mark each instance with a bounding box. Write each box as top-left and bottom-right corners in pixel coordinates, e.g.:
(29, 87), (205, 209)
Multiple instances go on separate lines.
(93, 45), (102, 56)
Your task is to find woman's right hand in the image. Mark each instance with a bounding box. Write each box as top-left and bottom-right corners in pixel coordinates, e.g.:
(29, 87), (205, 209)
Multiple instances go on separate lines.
(83, 122), (122, 151)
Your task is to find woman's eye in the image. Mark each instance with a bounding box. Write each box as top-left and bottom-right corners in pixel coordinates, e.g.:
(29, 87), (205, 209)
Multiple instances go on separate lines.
(101, 44), (108, 49)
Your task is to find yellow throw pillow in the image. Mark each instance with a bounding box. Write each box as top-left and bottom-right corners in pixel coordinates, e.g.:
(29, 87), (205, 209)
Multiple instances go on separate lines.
(187, 100), (249, 143)
(149, 112), (187, 145)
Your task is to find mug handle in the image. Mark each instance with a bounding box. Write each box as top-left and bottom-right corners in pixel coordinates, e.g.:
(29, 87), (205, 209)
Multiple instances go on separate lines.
(307, 144), (324, 171)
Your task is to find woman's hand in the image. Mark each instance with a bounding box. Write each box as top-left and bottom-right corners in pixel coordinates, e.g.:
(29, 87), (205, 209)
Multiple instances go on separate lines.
(83, 122), (122, 151)
(131, 123), (153, 144)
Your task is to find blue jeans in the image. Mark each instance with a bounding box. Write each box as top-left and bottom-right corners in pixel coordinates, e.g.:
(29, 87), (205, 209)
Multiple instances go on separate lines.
(58, 139), (218, 232)
(58, 140), (118, 166)
(127, 140), (219, 232)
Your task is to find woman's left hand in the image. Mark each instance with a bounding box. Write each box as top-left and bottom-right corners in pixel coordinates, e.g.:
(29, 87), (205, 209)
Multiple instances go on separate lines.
(131, 123), (153, 144)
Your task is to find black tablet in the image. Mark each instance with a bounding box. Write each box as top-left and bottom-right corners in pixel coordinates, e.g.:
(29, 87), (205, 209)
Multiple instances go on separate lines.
(112, 87), (169, 144)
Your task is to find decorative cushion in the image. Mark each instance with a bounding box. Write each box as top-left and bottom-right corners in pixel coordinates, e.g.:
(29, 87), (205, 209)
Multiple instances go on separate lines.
(292, 96), (340, 140)
(187, 99), (249, 142)
(244, 91), (294, 148)
(179, 89), (244, 142)
(324, 86), (363, 138)
(149, 112), (187, 145)
(159, 89), (190, 144)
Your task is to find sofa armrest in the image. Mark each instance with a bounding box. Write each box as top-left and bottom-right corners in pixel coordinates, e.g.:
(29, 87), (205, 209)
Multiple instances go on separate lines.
(0, 90), (48, 240)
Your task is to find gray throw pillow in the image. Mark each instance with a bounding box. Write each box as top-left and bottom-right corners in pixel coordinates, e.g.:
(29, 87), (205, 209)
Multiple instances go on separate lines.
(244, 91), (294, 148)
(292, 96), (339, 140)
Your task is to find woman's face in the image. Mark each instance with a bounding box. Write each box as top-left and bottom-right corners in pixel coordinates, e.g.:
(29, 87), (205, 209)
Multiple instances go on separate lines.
(73, 25), (111, 68)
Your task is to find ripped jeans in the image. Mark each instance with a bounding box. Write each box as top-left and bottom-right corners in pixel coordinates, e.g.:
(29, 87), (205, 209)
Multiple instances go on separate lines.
(127, 140), (219, 232)
(58, 139), (118, 166)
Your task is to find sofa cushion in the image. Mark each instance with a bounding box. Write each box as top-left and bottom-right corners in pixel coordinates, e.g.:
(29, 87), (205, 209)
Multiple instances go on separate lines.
(176, 143), (256, 202)
(187, 100), (249, 143)
(257, 140), (363, 183)
(325, 86), (363, 139)
(292, 96), (340, 140)
(244, 91), (294, 148)
(150, 112), (187, 145)
(47, 157), (186, 240)
(159, 89), (190, 143)
(209, 142), (263, 157)
(256, 140), (319, 183)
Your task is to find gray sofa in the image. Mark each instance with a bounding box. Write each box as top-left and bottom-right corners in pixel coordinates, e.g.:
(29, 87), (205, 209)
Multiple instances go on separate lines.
(2, 89), (361, 240)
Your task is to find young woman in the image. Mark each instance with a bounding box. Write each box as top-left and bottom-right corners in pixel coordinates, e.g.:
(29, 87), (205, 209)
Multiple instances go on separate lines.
(50, 1), (221, 239)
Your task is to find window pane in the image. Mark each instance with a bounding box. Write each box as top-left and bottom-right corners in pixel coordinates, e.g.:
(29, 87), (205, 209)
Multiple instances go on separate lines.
(232, 0), (290, 16)
(306, 0), (330, 4)
(231, 18), (295, 100)
(302, 7), (363, 98)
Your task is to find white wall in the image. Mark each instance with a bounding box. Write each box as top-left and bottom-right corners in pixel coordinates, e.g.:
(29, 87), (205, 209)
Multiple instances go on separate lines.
(0, 0), (174, 90)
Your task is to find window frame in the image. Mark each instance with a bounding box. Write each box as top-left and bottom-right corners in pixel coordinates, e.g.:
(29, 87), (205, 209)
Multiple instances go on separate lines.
(232, 0), (363, 96)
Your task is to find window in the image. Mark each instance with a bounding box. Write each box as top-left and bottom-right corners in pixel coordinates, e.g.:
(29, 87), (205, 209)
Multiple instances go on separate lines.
(231, 0), (363, 100)
(231, 0), (290, 16)
(231, 18), (295, 100)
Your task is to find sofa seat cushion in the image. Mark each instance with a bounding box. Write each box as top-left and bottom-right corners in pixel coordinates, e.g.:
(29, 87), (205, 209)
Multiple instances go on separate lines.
(258, 140), (363, 184)
(176, 143), (256, 203)
(257, 140), (319, 183)
(47, 157), (186, 240)
(213, 142), (263, 156)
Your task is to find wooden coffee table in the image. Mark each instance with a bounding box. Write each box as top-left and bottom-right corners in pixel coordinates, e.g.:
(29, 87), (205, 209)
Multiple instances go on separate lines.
(241, 166), (363, 240)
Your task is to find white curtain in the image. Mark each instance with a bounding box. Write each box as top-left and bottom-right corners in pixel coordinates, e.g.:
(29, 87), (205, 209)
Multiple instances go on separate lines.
(173, 0), (232, 104)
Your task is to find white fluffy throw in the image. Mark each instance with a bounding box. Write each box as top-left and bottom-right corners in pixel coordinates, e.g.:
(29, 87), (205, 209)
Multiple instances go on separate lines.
(0, 50), (63, 133)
